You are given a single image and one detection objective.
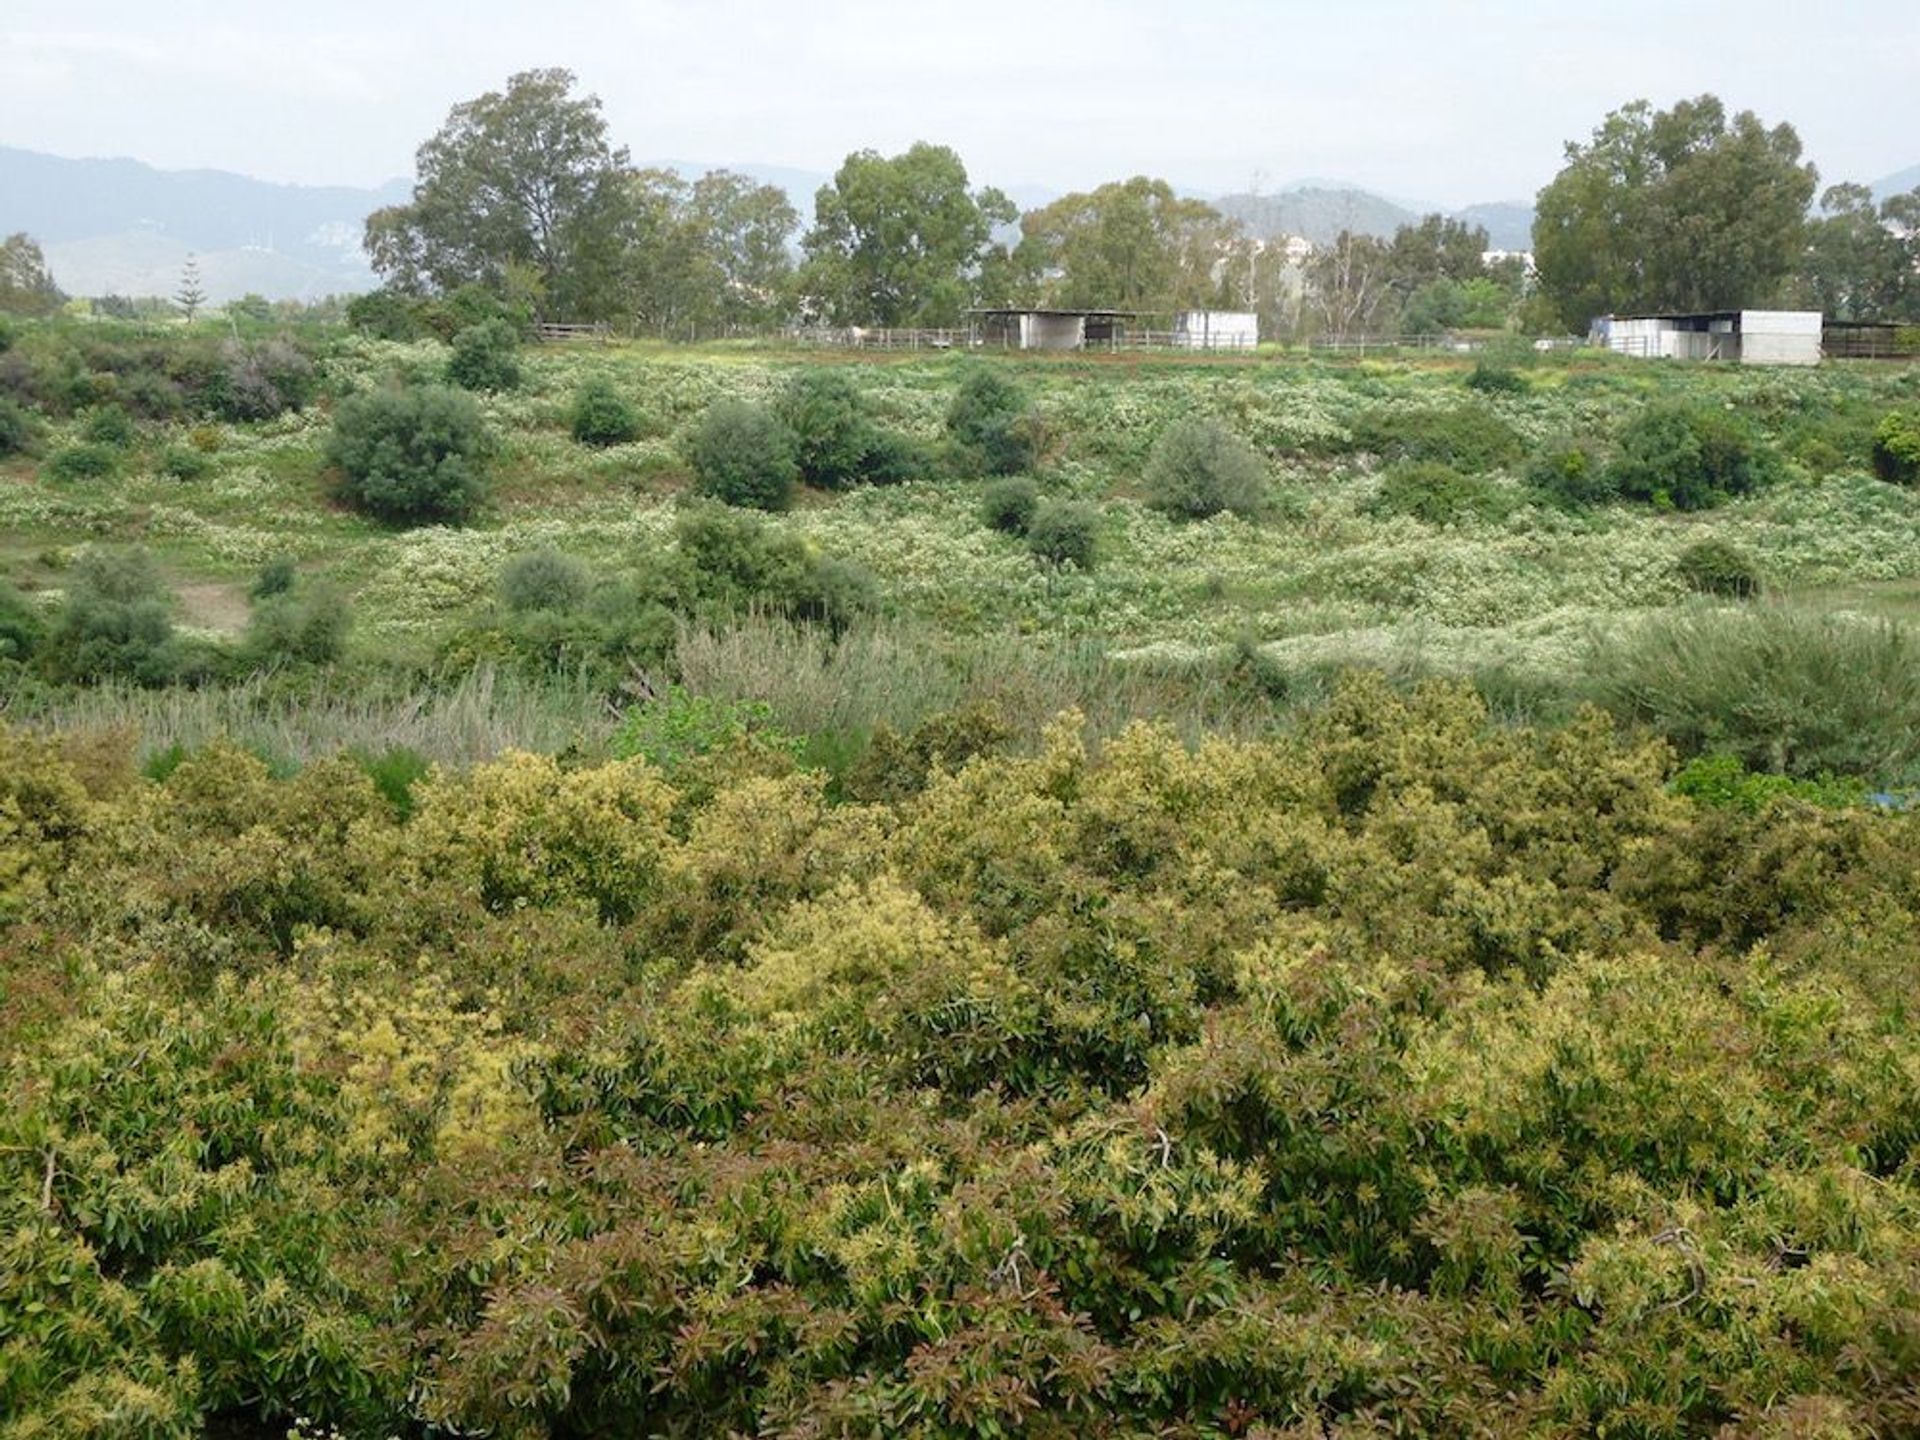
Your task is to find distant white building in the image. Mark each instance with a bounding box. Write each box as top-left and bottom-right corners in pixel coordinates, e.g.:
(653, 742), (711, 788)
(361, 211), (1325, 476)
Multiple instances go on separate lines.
(1173, 310), (1259, 351)
(968, 308), (1132, 351)
(1592, 310), (1822, 366)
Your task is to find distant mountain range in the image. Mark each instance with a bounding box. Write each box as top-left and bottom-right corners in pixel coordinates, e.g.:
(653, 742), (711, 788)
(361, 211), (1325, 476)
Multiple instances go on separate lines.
(4, 145), (1913, 302)
(0, 146), (409, 302)
(1873, 163), (1920, 200)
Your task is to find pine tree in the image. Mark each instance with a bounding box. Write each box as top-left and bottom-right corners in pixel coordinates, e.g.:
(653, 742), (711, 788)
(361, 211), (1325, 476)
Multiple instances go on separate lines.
(175, 255), (206, 324)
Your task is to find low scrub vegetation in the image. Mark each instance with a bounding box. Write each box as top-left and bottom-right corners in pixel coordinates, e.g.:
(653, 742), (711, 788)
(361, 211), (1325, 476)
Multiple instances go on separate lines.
(3, 677), (1918, 1435)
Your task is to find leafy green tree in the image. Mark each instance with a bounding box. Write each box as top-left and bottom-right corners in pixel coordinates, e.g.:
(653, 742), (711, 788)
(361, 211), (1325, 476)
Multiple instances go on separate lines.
(0, 233), (64, 316)
(1534, 95), (1818, 329)
(616, 168), (799, 336)
(1793, 183), (1920, 321)
(1307, 230), (1394, 338)
(800, 144), (1016, 326)
(685, 170), (800, 330)
(1015, 177), (1247, 312)
(365, 69), (633, 321)
(1383, 215), (1492, 304)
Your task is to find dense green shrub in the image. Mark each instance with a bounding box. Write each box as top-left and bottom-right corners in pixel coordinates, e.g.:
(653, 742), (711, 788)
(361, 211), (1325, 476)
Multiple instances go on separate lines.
(1675, 538), (1763, 598)
(1872, 411), (1920, 485)
(44, 548), (182, 684)
(78, 403), (137, 447)
(1588, 607), (1920, 779)
(778, 368), (871, 488)
(1145, 417), (1268, 520)
(1670, 752), (1866, 811)
(239, 582), (351, 667)
(979, 476), (1042, 534)
(0, 578), (43, 662)
(354, 744), (432, 819)
(158, 444), (213, 481)
(689, 400), (798, 511)
(848, 427), (927, 485)
(1608, 403), (1783, 510)
(0, 394), (39, 457)
(1463, 361), (1528, 395)
(326, 385), (492, 526)
(445, 319), (523, 392)
(610, 686), (797, 770)
(42, 441), (120, 482)
(1027, 499), (1100, 568)
(1370, 460), (1512, 525)
(674, 502), (873, 631)
(947, 366), (1041, 475)
(568, 377), (644, 446)
(499, 549), (592, 614)
(1350, 403), (1524, 473)
(207, 338), (317, 421)
(1524, 436), (1615, 508)
(346, 289), (429, 340)
(251, 556), (298, 599)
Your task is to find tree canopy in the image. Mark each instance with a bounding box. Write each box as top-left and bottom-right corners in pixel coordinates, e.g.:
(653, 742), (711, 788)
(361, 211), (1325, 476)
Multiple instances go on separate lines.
(617, 169), (799, 337)
(1014, 177), (1247, 313)
(365, 68), (633, 321)
(799, 144), (1016, 327)
(0, 233), (64, 317)
(1533, 95), (1818, 329)
(1792, 182), (1920, 322)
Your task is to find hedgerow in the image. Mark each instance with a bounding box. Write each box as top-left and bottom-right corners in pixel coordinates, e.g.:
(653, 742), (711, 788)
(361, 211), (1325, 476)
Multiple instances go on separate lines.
(6, 675), (1917, 1435)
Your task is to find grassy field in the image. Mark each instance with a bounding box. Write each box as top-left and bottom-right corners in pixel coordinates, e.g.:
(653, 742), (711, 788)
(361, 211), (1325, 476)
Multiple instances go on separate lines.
(4, 331), (1920, 770)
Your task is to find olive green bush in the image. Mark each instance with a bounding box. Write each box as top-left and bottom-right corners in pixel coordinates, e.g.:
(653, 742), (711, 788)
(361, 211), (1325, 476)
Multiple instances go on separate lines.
(567, 376), (645, 446)
(1027, 499), (1100, 568)
(0, 577), (43, 663)
(1370, 459), (1513, 525)
(0, 394), (40, 456)
(1144, 417), (1268, 520)
(1609, 403), (1783, 511)
(978, 476), (1041, 534)
(78, 403), (138, 447)
(42, 441), (120, 482)
(1872, 411), (1920, 485)
(947, 366), (1043, 475)
(444, 318), (524, 392)
(1675, 538), (1763, 598)
(326, 385), (492, 525)
(44, 547), (184, 685)
(689, 400), (798, 511)
(777, 367), (872, 488)
(1349, 403), (1524, 473)
(1589, 607), (1920, 780)
(1524, 436), (1615, 509)
(238, 580), (351, 669)
(499, 548), (593, 615)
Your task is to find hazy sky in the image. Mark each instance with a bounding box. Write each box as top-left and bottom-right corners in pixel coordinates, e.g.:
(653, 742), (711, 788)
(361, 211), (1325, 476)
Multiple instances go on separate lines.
(2, 0), (1915, 205)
